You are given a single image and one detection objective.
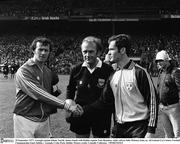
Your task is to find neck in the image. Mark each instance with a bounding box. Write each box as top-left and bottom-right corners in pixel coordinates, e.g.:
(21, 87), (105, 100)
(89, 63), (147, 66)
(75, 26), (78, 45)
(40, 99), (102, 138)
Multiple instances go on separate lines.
(88, 59), (98, 69)
(117, 56), (130, 69)
(32, 57), (44, 68)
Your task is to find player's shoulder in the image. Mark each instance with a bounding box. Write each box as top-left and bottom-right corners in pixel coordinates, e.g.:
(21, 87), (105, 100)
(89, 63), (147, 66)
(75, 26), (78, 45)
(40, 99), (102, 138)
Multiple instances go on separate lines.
(134, 62), (148, 76)
(134, 62), (146, 70)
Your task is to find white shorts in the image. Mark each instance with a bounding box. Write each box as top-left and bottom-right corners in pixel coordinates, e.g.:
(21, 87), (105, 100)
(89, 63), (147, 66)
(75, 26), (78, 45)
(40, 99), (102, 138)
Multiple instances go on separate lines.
(13, 114), (51, 138)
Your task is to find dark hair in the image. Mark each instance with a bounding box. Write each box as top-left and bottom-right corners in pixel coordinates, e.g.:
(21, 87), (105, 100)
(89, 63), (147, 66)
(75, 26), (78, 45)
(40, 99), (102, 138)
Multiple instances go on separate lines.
(81, 36), (103, 53)
(108, 34), (131, 55)
(30, 36), (53, 52)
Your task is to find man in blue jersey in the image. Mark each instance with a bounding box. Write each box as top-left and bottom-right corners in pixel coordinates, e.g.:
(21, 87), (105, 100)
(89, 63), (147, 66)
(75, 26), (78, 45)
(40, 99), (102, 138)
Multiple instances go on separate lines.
(13, 37), (82, 138)
(81, 34), (158, 138)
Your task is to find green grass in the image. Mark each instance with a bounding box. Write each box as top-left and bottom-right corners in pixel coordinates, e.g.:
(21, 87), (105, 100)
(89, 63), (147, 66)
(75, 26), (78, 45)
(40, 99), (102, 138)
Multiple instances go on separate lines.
(0, 74), (164, 138)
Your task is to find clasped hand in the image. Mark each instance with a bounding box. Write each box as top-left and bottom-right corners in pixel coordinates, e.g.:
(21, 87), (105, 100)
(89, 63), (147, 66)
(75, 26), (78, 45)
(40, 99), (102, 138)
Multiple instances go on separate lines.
(65, 99), (84, 117)
(69, 104), (84, 117)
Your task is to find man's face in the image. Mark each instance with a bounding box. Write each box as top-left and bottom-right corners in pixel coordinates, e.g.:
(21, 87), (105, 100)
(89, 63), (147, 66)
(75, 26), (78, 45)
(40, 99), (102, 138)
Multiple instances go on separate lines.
(108, 40), (121, 63)
(81, 41), (98, 67)
(33, 42), (50, 63)
(156, 60), (166, 70)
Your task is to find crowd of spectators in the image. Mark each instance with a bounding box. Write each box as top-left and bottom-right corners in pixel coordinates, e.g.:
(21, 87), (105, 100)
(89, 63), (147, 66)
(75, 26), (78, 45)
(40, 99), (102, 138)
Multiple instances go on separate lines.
(0, 0), (180, 17)
(0, 33), (180, 75)
(0, 0), (71, 17)
(0, 1), (179, 77)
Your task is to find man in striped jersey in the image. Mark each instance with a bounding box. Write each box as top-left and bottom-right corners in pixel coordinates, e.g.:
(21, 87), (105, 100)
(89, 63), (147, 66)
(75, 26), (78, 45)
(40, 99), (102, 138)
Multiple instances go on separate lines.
(13, 37), (83, 138)
(82, 34), (158, 138)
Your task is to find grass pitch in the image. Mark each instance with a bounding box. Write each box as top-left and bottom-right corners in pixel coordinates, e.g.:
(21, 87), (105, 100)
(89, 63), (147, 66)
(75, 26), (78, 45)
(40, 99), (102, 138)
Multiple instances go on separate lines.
(0, 74), (164, 138)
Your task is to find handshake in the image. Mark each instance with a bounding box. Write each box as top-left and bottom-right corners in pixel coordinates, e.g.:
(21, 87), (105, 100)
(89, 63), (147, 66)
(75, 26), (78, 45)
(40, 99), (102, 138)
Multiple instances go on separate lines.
(64, 99), (84, 117)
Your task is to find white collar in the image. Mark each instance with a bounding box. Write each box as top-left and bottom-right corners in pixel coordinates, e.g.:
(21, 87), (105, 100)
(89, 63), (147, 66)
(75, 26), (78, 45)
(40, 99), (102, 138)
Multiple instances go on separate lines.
(82, 58), (102, 73)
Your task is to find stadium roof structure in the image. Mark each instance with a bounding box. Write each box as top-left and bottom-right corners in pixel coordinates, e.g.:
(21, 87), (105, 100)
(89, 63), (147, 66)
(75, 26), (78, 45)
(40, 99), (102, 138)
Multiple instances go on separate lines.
(0, 0), (180, 21)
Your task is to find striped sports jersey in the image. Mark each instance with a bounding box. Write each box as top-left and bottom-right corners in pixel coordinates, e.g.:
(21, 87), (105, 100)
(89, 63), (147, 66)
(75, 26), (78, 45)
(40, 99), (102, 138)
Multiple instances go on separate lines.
(83, 60), (158, 133)
(13, 58), (65, 122)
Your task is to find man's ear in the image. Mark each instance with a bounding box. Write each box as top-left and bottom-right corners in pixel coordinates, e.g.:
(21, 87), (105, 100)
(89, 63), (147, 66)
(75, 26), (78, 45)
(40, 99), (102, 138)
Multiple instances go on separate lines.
(120, 47), (126, 54)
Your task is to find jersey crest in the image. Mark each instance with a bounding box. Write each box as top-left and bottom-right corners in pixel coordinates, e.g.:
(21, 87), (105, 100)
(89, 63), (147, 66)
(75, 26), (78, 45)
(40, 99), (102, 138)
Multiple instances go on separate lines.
(97, 78), (105, 88)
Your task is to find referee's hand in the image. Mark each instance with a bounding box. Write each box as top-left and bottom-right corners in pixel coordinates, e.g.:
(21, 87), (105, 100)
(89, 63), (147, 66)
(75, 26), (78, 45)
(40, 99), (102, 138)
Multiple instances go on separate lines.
(71, 104), (84, 117)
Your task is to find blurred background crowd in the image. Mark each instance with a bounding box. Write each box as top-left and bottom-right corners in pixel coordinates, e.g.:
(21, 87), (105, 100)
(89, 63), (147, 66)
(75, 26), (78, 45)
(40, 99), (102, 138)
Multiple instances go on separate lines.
(0, 0), (180, 76)
(0, 33), (180, 75)
(0, 0), (180, 17)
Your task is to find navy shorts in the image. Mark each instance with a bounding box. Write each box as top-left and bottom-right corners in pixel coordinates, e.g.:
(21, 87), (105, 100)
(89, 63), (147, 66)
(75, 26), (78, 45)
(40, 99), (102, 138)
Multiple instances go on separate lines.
(69, 112), (112, 137)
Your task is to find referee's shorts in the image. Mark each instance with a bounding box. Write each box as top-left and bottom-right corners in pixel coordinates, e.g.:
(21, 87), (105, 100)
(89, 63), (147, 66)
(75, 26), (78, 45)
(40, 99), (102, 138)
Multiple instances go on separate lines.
(69, 112), (112, 138)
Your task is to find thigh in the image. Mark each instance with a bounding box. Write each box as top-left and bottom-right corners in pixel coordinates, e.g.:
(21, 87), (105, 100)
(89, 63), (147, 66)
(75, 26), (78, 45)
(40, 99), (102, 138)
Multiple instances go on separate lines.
(70, 116), (91, 135)
(169, 104), (180, 138)
(13, 114), (36, 138)
(125, 120), (148, 138)
(91, 113), (112, 138)
(111, 122), (127, 138)
(160, 109), (174, 138)
(112, 120), (148, 138)
(35, 118), (50, 138)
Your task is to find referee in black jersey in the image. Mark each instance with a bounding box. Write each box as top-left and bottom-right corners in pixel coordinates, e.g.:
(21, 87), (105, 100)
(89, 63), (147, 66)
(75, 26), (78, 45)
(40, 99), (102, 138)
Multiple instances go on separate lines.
(66, 36), (114, 138)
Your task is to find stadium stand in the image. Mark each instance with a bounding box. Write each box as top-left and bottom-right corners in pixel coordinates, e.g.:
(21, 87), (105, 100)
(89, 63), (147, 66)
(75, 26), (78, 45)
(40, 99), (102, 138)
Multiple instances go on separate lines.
(0, 0), (180, 17)
(0, 0), (180, 75)
(0, 33), (180, 75)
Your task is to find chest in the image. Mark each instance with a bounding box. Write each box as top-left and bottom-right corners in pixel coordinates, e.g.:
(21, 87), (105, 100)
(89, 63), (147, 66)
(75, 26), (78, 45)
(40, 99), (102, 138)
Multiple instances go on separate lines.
(158, 72), (175, 87)
(111, 69), (137, 92)
(112, 69), (135, 83)
(75, 69), (107, 89)
(33, 66), (52, 91)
